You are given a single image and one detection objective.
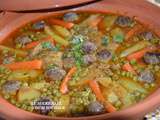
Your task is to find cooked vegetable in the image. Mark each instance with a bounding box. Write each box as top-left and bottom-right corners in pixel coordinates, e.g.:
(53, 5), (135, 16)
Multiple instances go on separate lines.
(24, 36), (53, 49)
(111, 28), (125, 43)
(119, 78), (147, 94)
(120, 41), (150, 57)
(48, 18), (74, 29)
(45, 26), (69, 46)
(88, 80), (116, 113)
(54, 95), (70, 115)
(127, 46), (157, 61)
(53, 25), (71, 38)
(60, 66), (77, 94)
(4, 60), (42, 70)
(101, 15), (117, 31)
(125, 25), (141, 40)
(17, 88), (41, 102)
(8, 70), (41, 81)
(122, 63), (136, 74)
(0, 45), (27, 57)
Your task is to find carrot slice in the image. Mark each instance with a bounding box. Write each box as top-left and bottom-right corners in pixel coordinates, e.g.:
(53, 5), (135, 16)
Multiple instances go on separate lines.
(125, 25), (141, 40)
(127, 46), (157, 60)
(48, 18), (74, 29)
(122, 63), (136, 74)
(4, 60), (42, 70)
(24, 36), (54, 49)
(127, 46), (157, 61)
(60, 66), (77, 94)
(89, 80), (116, 113)
(89, 16), (103, 27)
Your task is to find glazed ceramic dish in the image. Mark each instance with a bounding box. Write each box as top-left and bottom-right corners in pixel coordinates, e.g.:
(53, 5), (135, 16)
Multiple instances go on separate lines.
(0, 0), (160, 120)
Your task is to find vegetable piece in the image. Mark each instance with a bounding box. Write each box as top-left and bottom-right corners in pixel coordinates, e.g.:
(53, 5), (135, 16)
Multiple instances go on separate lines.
(8, 70), (41, 81)
(45, 26), (69, 46)
(119, 78), (147, 94)
(60, 66), (77, 94)
(122, 63), (136, 74)
(0, 45), (27, 57)
(30, 81), (48, 90)
(82, 14), (102, 27)
(89, 16), (103, 27)
(24, 36), (54, 49)
(125, 25), (141, 40)
(101, 15), (117, 31)
(120, 41), (150, 57)
(53, 25), (71, 38)
(127, 46), (157, 61)
(98, 77), (112, 88)
(88, 80), (116, 113)
(4, 60), (42, 70)
(48, 18), (74, 29)
(111, 28), (125, 43)
(54, 95), (70, 115)
(17, 88), (41, 102)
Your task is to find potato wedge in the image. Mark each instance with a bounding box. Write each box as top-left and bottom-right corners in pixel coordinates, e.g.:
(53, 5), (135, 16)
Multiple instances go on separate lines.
(17, 88), (41, 102)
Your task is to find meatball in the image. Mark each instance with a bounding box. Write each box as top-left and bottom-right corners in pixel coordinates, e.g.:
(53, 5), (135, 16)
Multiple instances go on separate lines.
(63, 57), (75, 69)
(139, 70), (155, 83)
(97, 49), (112, 61)
(143, 52), (160, 65)
(34, 97), (52, 115)
(32, 21), (45, 30)
(82, 41), (97, 54)
(45, 67), (66, 81)
(83, 54), (96, 65)
(15, 35), (32, 46)
(2, 80), (20, 94)
(138, 31), (153, 41)
(63, 12), (79, 22)
(87, 101), (104, 115)
(115, 16), (133, 27)
(3, 56), (15, 64)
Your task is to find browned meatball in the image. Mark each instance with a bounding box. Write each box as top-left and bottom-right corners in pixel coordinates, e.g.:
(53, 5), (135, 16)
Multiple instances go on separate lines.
(45, 67), (66, 81)
(97, 49), (112, 61)
(83, 54), (96, 65)
(33, 97), (52, 115)
(115, 16), (133, 27)
(15, 35), (32, 46)
(32, 21), (46, 30)
(139, 70), (155, 83)
(143, 52), (160, 65)
(82, 41), (97, 54)
(87, 101), (105, 115)
(2, 80), (20, 94)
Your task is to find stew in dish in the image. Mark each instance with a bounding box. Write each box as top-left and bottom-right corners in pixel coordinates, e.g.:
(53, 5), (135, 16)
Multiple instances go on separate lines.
(0, 12), (160, 117)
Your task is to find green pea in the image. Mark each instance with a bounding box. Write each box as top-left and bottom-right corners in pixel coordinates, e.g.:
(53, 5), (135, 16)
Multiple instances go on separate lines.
(4, 94), (10, 99)
(130, 59), (137, 65)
